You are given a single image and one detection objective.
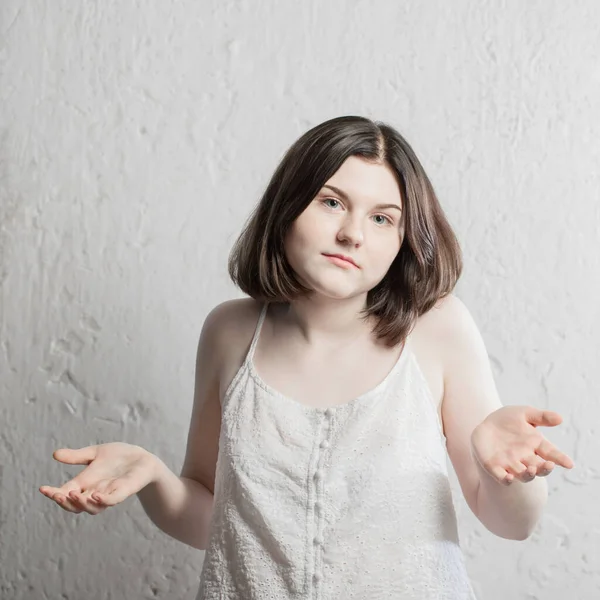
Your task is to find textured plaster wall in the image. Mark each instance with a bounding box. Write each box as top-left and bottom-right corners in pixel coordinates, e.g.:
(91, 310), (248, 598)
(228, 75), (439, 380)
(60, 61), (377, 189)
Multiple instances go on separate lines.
(1, 1), (599, 598)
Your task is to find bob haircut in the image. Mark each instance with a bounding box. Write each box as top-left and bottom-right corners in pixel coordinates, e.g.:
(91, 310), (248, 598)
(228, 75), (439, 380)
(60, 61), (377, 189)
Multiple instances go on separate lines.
(228, 115), (462, 347)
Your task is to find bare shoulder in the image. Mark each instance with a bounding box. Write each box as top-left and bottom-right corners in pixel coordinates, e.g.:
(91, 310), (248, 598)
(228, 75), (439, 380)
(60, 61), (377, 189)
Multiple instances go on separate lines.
(204, 296), (260, 337)
(409, 293), (471, 434)
(412, 293), (477, 349)
(417, 293), (487, 364)
(205, 296), (263, 400)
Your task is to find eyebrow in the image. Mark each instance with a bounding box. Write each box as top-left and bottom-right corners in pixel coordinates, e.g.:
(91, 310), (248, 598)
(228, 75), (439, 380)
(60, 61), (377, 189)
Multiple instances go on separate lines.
(321, 184), (402, 212)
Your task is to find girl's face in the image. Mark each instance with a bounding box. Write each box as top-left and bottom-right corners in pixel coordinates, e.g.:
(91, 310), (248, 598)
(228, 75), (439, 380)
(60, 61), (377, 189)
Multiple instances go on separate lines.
(285, 156), (403, 301)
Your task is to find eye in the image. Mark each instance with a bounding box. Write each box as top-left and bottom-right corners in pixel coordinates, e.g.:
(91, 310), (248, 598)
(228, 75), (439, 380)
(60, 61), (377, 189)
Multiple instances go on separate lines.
(373, 214), (394, 226)
(322, 198), (341, 209)
(321, 198), (394, 226)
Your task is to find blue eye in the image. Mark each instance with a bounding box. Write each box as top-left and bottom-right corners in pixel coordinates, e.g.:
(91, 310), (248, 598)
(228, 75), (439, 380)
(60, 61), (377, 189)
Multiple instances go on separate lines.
(373, 215), (393, 226)
(323, 198), (339, 209)
(321, 198), (393, 226)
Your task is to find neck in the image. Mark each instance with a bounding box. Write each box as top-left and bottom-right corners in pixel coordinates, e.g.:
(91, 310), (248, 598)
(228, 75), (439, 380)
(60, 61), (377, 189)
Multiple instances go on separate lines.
(278, 294), (375, 347)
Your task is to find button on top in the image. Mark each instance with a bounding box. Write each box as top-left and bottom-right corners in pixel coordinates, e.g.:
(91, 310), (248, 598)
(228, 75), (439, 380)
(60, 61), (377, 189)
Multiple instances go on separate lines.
(320, 439), (330, 449)
(313, 571), (321, 582)
(324, 408), (334, 417)
(314, 534), (324, 546)
(314, 469), (323, 481)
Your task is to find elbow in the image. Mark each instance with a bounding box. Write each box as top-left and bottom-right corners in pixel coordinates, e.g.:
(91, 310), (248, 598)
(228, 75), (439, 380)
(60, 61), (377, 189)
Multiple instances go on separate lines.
(482, 519), (538, 542)
(513, 523), (538, 541)
(506, 529), (533, 542)
(511, 530), (535, 542)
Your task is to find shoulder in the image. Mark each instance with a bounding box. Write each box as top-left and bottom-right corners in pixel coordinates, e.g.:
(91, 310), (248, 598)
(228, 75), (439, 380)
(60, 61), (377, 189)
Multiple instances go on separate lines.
(413, 293), (482, 356)
(425, 293), (501, 422)
(204, 296), (261, 331)
(431, 294), (489, 375)
(417, 292), (471, 329)
(407, 296), (468, 422)
(202, 297), (263, 388)
(409, 293), (464, 359)
(410, 293), (485, 399)
(202, 296), (262, 353)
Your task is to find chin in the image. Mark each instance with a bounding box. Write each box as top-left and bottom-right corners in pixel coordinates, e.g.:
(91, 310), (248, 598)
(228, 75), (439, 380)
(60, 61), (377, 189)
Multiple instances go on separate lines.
(293, 266), (372, 299)
(308, 281), (368, 301)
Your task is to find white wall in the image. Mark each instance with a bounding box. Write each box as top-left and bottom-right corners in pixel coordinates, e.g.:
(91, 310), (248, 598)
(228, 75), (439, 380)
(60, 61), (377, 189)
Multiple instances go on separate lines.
(1, 1), (598, 598)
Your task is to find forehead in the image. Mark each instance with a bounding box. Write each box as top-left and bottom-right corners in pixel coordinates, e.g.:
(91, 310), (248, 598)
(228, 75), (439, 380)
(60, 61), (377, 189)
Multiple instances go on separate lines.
(322, 156), (402, 206)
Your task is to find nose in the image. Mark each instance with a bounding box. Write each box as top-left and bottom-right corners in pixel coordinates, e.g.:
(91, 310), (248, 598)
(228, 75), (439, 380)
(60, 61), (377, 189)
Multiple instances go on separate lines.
(336, 217), (363, 248)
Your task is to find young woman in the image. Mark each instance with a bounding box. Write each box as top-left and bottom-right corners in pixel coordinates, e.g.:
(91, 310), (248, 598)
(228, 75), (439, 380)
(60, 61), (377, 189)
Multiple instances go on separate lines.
(40, 116), (574, 599)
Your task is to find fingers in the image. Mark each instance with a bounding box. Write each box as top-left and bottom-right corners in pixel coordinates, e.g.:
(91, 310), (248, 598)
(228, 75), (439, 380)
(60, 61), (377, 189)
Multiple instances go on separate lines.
(40, 484), (108, 515)
(486, 463), (514, 486)
(54, 494), (83, 513)
(510, 455), (549, 482)
(40, 479), (105, 515)
(536, 439), (574, 469)
(53, 446), (99, 466)
(67, 489), (107, 515)
(90, 482), (131, 507)
(502, 452), (563, 484)
(503, 456), (533, 484)
(527, 408), (563, 428)
(46, 478), (133, 511)
(521, 454), (556, 477)
(88, 480), (121, 506)
(40, 483), (83, 513)
(495, 453), (551, 485)
(536, 461), (555, 477)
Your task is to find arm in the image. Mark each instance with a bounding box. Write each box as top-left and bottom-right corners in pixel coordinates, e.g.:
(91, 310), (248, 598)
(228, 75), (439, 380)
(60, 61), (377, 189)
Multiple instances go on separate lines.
(437, 295), (551, 541)
(137, 461), (215, 550)
(137, 302), (225, 550)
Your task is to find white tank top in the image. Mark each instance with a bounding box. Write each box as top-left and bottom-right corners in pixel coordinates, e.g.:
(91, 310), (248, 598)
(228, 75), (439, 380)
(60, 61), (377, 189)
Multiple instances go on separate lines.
(197, 302), (477, 599)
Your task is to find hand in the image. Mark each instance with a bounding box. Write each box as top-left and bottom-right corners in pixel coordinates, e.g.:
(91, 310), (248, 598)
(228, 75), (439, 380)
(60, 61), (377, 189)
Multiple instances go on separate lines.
(39, 442), (159, 515)
(471, 405), (574, 486)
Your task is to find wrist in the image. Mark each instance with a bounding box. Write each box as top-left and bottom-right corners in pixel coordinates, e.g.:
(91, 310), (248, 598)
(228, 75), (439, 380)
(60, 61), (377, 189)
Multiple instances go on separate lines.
(143, 450), (166, 485)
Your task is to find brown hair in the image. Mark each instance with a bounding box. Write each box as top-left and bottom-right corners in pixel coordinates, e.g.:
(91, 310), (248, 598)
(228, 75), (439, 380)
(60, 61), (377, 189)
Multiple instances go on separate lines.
(228, 115), (462, 347)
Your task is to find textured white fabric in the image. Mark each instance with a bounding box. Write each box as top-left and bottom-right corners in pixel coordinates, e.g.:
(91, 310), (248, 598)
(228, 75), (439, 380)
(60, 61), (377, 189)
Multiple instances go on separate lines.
(196, 303), (477, 599)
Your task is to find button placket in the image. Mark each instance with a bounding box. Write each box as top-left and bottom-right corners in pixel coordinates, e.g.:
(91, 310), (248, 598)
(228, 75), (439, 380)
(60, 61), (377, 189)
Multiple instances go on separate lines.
(311, 407), (334, 596)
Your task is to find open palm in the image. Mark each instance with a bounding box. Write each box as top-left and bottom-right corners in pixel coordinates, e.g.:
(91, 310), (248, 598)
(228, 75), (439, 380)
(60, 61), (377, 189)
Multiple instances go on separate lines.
(471, 405), (574, 485)
(39, 442), (158, 515)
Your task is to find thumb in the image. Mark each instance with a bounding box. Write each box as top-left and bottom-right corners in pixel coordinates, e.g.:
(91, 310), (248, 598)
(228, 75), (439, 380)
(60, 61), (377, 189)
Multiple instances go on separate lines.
(527, 408), (563, 427)
(53, 446), (99, 465)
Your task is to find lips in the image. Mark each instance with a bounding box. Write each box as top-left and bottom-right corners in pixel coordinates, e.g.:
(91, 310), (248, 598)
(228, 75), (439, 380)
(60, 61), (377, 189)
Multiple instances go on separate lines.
(323, 253), (359, 268)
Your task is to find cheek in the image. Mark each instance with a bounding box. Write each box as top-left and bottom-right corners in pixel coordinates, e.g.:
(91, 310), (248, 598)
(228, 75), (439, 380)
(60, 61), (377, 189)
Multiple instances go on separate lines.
(289, 211), (326, 246)
(374, 233), (401, 260)
(285, 223), (306, 256)
(284, 223), (312, 268)
(389, 239), (402, 261)
(368, 242), (400, 278)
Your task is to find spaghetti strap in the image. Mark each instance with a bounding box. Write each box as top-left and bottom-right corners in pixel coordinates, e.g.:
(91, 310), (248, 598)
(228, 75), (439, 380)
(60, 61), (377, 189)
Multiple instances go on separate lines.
(245, 302), (269, 365)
